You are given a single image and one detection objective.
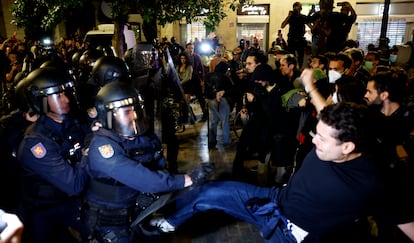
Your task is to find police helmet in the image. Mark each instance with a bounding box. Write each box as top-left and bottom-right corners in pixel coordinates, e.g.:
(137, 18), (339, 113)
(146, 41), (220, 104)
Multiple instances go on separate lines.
(79, 49), (104, 70)
(91, 56), (130, 87)
(14, 76), (33, 113)
(95, 81), (148, 137)
(71, 50), (82, 68)
(40, 57), (76, 83)
(24, 67), (78, 116)
(40, 57), (67, 71)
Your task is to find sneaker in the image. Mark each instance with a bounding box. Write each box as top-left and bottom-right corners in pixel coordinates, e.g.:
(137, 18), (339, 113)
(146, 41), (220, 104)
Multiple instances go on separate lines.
(149, 217), (176, 233)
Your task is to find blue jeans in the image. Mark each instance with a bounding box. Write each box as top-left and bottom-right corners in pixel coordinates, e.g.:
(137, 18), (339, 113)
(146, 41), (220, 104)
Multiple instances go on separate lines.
(208, 97), (231, 145)
(166, 181), (296, 242)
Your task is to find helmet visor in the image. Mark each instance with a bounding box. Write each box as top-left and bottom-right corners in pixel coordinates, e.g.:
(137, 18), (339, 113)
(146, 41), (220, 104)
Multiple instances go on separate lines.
(112, 105), (148, 137)
(44, 82), (79, 116)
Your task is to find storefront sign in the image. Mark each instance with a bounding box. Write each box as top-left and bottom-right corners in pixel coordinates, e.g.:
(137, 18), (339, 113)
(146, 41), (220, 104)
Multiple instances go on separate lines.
(237, 4), (269, 16)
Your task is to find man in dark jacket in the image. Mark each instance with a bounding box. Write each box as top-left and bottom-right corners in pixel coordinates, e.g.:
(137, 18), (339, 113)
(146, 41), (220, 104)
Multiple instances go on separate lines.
(232, 60), (288, 181)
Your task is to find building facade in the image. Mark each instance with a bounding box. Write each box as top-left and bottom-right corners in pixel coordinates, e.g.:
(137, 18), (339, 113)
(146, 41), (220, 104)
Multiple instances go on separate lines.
(1, 0), (414, 54)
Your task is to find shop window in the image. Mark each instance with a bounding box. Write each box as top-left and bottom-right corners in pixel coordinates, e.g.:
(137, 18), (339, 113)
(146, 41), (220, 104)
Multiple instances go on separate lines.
(357, 20), (407, 52)
(182, 21), (207, 44)
(237, 23), (267, 50)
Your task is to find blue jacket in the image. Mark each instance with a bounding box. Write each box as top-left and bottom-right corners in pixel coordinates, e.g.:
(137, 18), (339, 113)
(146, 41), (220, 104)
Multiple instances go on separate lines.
(85, 128), (185, 208)
(17, 115), (89, 206)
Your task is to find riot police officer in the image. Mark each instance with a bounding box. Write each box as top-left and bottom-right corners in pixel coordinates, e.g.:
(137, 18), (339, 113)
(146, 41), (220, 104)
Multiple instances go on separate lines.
(17, 66), (90, 243)
(84, 81), (213, 242)
(78, 55), (131, 123)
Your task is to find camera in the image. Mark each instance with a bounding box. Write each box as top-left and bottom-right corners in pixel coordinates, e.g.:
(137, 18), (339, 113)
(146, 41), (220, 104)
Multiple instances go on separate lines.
(337, 2), (345, 6)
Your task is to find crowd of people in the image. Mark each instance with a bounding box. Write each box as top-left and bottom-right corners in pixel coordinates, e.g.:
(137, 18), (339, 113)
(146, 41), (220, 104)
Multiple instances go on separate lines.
(0, 0), (414, 242)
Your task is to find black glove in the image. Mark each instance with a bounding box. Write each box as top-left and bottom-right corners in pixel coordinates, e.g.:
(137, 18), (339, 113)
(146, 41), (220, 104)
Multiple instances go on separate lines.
(188, 162), (215, 185)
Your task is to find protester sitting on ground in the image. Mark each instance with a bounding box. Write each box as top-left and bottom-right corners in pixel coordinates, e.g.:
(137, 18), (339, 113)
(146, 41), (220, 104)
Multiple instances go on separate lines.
(150, 101), (383, 243)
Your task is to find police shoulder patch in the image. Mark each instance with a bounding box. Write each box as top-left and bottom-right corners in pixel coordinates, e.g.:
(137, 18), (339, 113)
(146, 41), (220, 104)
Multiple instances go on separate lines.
(98, 144), (114, 159)
(31, 142), (47, 159)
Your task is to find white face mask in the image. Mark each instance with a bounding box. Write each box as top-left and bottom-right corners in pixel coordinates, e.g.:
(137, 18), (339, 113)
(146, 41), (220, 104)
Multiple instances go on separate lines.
(328, 70), (342, 84)
(332, 92), (339, 104)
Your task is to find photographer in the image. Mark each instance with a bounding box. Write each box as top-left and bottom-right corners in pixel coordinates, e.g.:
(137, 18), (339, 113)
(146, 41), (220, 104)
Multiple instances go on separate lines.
(327, 1), (357, 53)
(281, 2), (311, 68)
(0, 209), (23, 243)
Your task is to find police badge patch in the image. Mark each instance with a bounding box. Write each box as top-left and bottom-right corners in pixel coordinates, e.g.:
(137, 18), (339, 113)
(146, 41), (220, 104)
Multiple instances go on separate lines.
(31, 142), (47, 158)
(98, 144), (114, 159)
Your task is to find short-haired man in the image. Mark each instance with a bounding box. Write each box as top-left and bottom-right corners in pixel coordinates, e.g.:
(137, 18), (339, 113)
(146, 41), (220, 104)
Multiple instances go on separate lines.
(365, 70), (414, 242)
(310, 54), (328, 71)
(328, 52), (352, 84)
(279, 54), (301, 92)
(151, 102), (383, 242)
(185, 42), (207, 120)
(344, 48), (371, 85)
(245, 51), (267, 74)
(240, 51), (269, 100)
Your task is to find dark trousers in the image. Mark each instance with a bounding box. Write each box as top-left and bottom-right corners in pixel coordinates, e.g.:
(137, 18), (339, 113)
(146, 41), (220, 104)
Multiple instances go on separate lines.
(20, 199), (89, 243)
(287, 38), (306, 68)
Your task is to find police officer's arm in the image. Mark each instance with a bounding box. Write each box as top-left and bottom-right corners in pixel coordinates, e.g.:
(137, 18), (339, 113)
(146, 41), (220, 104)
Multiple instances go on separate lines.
(18, 136), (89, 196)
(88, 138), (188, 193)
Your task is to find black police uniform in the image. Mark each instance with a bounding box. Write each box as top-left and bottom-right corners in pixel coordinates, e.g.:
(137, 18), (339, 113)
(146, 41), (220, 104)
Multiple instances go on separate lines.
(17, 115), (90, 243)
(0, 110), (33, 212)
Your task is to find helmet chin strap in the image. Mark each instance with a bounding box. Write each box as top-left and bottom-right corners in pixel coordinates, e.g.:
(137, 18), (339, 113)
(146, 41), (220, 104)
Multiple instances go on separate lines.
(122, 135), (137, 140)
(46, 111), (68, 123)
(107, 111), (113, 129)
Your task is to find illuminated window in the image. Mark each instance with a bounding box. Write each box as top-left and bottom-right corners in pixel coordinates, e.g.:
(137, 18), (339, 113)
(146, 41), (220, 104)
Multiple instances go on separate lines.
(357, 20), (406, 52)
